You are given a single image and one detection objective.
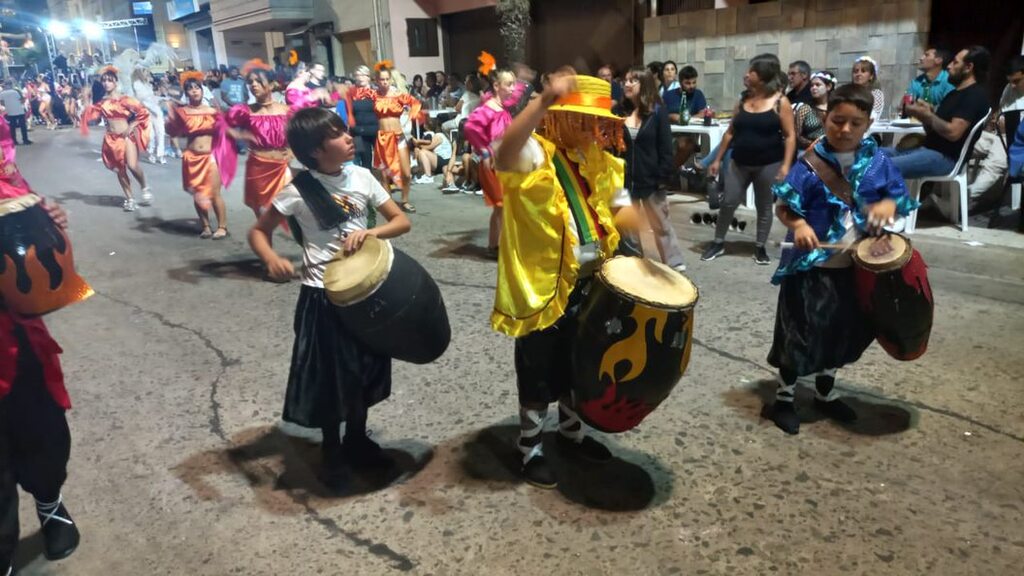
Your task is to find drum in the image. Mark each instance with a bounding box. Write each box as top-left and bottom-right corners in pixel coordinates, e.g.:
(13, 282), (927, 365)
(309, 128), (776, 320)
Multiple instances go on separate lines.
(0, 194), (93, 315)
(852, 234), (933, 361)
(571, 256), (699, 433)
(324, 236), (450, 364)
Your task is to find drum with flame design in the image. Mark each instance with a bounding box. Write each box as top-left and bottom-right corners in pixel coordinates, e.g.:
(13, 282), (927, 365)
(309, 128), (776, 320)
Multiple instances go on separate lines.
(571, 256), (698, 433)
(0, 194), (93, 315)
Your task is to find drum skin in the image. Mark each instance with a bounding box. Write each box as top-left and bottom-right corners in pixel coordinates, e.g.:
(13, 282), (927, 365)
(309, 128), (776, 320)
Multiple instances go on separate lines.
(331, 246), (451, 365)
(854, 247), (933, 361)
(572, 275), (695, 433)
(0, 199), (93, 315)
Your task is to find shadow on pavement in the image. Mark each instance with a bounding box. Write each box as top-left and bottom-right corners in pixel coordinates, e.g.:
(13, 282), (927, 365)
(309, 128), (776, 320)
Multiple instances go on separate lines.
(173, 426), (432, 514)
(131, 216), (202, 237)
(56, 190), (124, 208)
(457, 423), (670, 512)
(167, 258), (266, 284)
(12, 531), (44, 574)
(722, 379), (914, 438)
(428, 229), (495, 262)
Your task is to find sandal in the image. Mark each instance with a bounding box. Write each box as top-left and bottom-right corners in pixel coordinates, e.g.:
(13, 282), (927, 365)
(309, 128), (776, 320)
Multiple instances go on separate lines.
(399, 202), (417, 213)
(212, 227), (229, 240)
(199, 227), (213, 239)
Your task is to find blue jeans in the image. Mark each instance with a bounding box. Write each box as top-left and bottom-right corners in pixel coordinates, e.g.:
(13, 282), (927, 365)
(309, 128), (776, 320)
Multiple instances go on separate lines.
(883, 146), (956, 180)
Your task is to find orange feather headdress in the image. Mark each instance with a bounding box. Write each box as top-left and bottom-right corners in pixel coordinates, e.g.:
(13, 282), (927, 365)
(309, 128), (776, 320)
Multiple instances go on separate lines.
(477, 51), (496, 76)
(241, 58), (272, 77)
(288, 50), (299, 66)
(179, 70), (205, 88)
(373, 60), (394, 73)
(98, 65), (118, 78)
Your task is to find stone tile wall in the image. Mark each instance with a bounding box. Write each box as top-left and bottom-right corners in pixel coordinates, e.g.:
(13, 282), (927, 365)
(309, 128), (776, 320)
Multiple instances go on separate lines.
(644, 0), (931, 115)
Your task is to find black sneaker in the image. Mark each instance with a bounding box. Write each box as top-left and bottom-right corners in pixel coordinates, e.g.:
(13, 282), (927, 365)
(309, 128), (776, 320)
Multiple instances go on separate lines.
(770, 402), (800, 435)
(522, 455), (557, 489)
(814, 398), (858, 423)
(753, 246), (770, 265)
(2, 558), (11, 576)
(556, 434), (612, 463)
(700, 242), (725, 261)
(342, 435), (393, 469)
(37, 502), (80, 561)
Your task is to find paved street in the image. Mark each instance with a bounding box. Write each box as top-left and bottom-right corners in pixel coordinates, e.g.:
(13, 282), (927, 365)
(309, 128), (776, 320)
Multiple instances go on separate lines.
(8, 127), (1024, 576)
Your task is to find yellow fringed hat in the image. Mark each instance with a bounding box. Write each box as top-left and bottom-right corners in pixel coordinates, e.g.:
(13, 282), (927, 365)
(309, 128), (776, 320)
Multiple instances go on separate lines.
(547, 75), (619, 120)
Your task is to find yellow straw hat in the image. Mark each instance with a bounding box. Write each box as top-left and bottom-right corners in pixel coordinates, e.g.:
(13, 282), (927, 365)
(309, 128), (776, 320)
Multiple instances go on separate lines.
(547, 75), (619, 120)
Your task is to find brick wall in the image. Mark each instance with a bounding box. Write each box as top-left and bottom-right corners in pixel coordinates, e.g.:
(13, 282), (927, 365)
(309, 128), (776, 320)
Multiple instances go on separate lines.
(643, 0), (931, 114)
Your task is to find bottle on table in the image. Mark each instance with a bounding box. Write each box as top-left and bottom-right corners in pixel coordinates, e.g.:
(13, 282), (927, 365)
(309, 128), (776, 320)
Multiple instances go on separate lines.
(680, 92), (691, 124)
(900, 93), (913, 119)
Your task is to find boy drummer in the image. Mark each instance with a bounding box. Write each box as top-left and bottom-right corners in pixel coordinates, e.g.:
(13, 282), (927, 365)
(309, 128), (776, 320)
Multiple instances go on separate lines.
(493, 69), (630, 488)
(767, 84), (918, 435)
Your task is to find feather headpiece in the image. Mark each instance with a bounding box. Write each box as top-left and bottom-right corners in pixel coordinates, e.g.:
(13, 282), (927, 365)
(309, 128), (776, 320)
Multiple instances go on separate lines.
(477, 51), (496, 76)
(241, 58), (273, 77)
(374, 60), (394, 73)
(288, 50), (299, 66)
(179, 70), (205, 88)
(99, 65), (118, 78)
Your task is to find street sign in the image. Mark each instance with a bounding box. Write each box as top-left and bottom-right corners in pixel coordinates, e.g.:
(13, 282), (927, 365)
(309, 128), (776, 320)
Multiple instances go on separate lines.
(100, 18), (148, 29)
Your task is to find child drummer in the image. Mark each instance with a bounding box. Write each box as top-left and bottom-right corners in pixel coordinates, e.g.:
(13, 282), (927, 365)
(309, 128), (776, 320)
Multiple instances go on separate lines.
(493, 69), (629, 488)
(247, 108), (410, 491)
(767, 83), (918, 435)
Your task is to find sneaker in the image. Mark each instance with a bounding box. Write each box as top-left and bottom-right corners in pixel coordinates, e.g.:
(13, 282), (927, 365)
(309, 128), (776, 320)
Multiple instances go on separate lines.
(139, 188), (153, 206)
(2, 560), (10, 576)
(813, 398), (858, 423)
(122, 198), (137, 212)
(700, 242), (725, 261)
(148, 154), (157, 164)
(37, 500), (80, 561)
(556, 434), (612, 463)
(474, 189), (483, 196)
(522, 454), (557, 489)
(158, 156), (167, 165)
(341, 435), (393, 470)
(672, 263), (687, 274)
(753, 246), (770, 265)
(770, 401), (800, 435)
(441, 183), (460, 194)
(320, 448), (351, 493)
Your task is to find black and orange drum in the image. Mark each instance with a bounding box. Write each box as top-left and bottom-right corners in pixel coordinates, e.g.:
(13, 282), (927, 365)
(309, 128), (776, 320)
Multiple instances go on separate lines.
(852, 234), (933, 361)
(0, 194), (93, 315)
(324, 236), (450, 364)
(571, 256), (699, 433)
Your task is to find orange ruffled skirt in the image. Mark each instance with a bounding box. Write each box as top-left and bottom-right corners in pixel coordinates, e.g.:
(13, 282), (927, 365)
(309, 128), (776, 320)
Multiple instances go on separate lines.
(244, 154), (291, 212)
(181, 149), (219, 210)
(101, 130), (149, 175)
(373, 131), (407, 188)
(478, 162), (503, 208)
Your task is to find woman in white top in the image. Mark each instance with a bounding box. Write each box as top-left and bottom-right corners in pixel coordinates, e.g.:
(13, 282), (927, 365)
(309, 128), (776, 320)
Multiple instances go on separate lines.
(852, 56), (885, 120)
(442, 74), (483, 133)
(132, 68), (166, 164)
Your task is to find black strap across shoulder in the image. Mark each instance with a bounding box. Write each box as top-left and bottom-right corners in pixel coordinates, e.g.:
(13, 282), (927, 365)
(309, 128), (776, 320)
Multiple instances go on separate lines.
(290, 170), (352, 231)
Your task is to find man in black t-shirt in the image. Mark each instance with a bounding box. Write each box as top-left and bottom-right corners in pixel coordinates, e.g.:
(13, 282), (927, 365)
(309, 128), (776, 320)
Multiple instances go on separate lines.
(886, 46), (991, 179)
(786, 60), (813, 106)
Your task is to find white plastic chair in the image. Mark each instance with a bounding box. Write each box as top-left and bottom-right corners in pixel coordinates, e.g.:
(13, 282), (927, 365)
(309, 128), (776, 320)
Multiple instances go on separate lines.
(905, 109), (990, 233)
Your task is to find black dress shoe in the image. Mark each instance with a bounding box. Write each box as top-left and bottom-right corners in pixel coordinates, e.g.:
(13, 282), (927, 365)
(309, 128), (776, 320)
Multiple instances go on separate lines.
(770, 402), (800, 435)
(342, 436), (393, 469)
(556, 434), (612, 463)
(37, 502), (80, 561)
(522, 455), (557, 489)
(814, 398), (858, 423)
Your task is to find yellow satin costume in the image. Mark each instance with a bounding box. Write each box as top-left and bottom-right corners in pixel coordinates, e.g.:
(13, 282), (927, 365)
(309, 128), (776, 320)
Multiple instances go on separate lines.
(491, 133), (622, 337)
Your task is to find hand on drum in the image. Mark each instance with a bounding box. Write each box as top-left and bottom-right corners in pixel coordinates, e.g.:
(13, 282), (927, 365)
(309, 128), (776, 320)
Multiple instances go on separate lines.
(865, 199), (896, 236)
(867, 235), (895, 258)
(793, 221), (819, 250)
(343, 230), (375, 256)
(41, 199), (69, 230)
(266, 256), (295, 282)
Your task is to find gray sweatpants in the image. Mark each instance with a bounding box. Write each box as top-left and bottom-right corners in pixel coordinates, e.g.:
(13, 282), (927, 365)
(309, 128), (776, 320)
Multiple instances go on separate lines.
(715, 160), (781, 246)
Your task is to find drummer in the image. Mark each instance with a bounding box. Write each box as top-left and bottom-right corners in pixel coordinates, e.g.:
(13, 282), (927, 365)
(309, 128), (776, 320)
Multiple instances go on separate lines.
(767, 83), (919, 435)
(492, 68), (629, 488)
(246, 107), (410, 491)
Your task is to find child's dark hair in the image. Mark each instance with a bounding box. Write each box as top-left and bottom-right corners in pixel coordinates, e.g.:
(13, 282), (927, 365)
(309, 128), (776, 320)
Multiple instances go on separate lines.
(287, 107), (349, 170)
(680, 65), (699, 80)
(827, 83), (874, 114)
(245, 68), (272, 86)
(182, 77), (203, 92)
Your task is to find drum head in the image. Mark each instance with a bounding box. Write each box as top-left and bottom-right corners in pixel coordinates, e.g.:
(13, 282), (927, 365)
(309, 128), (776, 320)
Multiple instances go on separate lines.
(854, 234), (912, 272)
(324, 236), (393, 306)
(0, 193), (41, 216)
(599, 256), (699, 310)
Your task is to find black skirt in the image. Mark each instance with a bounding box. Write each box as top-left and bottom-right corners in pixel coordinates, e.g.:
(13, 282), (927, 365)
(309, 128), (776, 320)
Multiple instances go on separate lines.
(767, 267), (874, 377)
(283, 285), (392, 427)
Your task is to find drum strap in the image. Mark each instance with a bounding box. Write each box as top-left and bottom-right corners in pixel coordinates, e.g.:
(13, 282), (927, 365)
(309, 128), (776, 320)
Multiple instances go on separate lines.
(803, 149), (854, 209)
(290, 170), (353, 231)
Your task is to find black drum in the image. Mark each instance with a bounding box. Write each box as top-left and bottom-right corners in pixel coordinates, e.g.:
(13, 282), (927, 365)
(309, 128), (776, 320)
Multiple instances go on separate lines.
(571, 256), (699, 433)
(324, 236), (450, 364)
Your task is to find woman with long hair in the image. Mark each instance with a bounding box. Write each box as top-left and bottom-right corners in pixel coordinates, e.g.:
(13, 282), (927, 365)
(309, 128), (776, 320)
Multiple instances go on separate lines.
(132, 67), (167, 164)
(852, 56), (885, 120)
(794, 71), (835, 151)
(80, 66), (152, 211)
(705, 54), (796, 265)
(619, 66), (686, 271)
(353, 61), (423, 213)
(60, 79), (78, 128)
(165, 71), (232, 239)
(225, 60), (292, 225)
(465, 57), (520, 258)
(36, 75), (57, 129)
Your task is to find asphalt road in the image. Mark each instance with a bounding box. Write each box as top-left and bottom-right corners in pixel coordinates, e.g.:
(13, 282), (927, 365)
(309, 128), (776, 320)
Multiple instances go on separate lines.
(8, 127), (1024, 576)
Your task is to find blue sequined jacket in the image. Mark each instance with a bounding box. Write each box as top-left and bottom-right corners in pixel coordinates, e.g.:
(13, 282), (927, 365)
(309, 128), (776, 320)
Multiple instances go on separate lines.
(770, 138), (919, 284)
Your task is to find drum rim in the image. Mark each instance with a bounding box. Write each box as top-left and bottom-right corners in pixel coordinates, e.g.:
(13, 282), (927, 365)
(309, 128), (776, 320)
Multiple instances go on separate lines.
(324, 236), (394, 306)
(597, 256), (700, 311)
(853, 234), (913, 272)
(0, 193), (41, 217)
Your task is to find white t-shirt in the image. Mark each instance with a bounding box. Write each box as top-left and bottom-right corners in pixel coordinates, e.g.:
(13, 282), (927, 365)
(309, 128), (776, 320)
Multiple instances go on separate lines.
(425, 131), (452, 160)
(272, 165), (392, 287)
(1000, 84), (1024, 113)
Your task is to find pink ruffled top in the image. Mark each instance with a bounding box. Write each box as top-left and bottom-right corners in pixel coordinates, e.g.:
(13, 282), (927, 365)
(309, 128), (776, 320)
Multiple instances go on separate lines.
(0, 115), (31, 200)
(464, 102), (512, 155)
(285, 86), (321, 112)
(226, 105), (289, 150)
